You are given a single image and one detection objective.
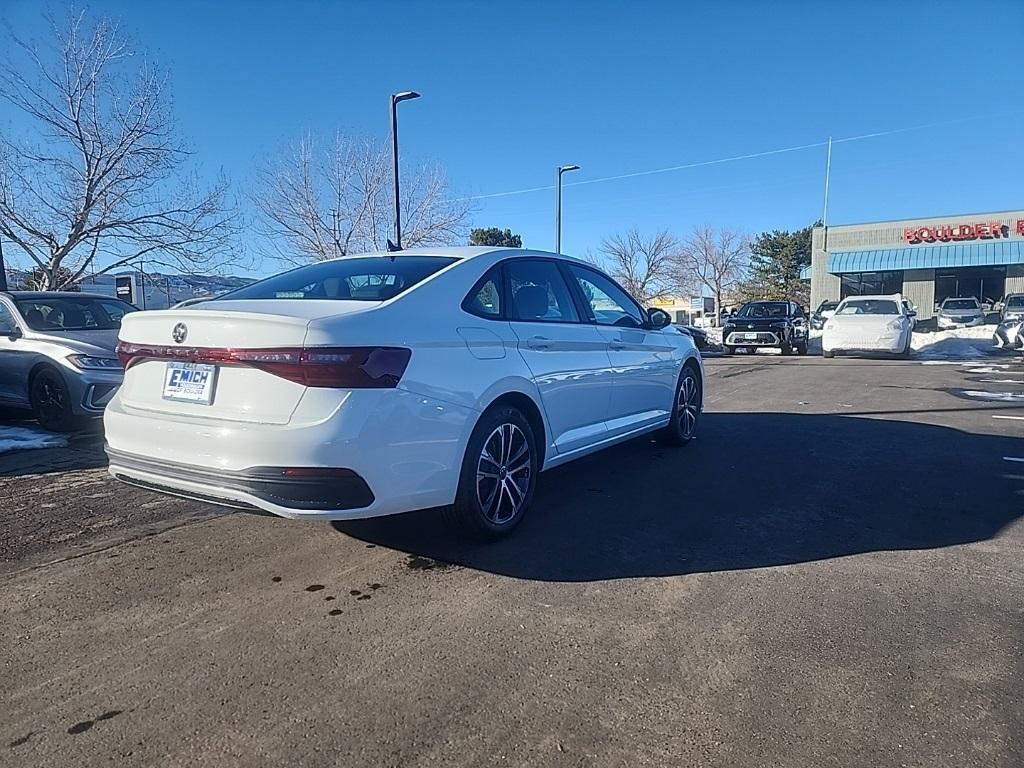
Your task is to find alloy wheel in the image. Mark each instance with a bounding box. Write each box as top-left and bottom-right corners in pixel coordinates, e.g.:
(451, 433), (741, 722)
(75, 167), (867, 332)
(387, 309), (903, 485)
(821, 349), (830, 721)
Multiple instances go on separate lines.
(33, 374), (67, 429)
(476, 423), (531, 525)
(677, 373), (699, 439)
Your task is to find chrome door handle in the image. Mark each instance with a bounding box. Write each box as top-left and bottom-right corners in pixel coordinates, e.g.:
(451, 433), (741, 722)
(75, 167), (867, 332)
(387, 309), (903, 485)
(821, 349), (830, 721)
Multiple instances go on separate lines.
(527, 336), (552, 349)
(609, 341), (627, 350)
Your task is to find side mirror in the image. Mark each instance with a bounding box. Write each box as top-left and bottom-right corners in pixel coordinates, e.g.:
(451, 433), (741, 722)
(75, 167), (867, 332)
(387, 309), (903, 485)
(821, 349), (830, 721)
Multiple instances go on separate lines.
(4, 326), (21, 341)
(908, 310), (917, 318)
(646, 308), (672, 330)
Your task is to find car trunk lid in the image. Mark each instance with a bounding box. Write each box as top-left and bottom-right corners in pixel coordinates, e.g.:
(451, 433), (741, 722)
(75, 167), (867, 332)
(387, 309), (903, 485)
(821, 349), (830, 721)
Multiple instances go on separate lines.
(117, 307), (318, 425)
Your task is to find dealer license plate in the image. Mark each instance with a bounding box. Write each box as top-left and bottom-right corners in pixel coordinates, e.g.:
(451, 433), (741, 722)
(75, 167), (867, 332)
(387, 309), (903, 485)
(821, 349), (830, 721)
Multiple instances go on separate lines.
(162, 362), (217, 405)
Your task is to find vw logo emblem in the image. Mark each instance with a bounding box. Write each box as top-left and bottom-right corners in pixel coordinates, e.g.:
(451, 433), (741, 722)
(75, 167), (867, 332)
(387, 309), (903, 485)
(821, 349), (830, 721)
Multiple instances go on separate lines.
(172, 322), (188, 344)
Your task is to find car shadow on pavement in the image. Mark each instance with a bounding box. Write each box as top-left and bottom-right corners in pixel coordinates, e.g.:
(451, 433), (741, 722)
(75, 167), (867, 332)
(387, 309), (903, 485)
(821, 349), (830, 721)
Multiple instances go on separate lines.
(333, 412), (1022, 582)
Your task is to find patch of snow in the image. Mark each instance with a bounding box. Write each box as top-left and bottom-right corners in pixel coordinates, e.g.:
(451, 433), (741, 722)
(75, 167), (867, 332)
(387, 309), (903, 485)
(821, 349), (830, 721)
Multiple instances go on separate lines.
(961, 390), (1024, 402)
(0, 425), (67, 454)
(967, 366), (1009, 374)
(912, 325), (1003, 361)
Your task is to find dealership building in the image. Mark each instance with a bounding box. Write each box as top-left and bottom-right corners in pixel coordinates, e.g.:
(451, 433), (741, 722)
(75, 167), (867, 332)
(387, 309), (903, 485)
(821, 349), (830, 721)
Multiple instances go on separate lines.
(808, 209), (1024, 320)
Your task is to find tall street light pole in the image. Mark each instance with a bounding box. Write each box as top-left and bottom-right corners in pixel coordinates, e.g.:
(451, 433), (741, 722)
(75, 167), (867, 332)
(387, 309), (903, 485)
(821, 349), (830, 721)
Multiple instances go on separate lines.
(555, 164), (580, 254)
(390, 90), (421, 251)
(0, 237), (8, 291)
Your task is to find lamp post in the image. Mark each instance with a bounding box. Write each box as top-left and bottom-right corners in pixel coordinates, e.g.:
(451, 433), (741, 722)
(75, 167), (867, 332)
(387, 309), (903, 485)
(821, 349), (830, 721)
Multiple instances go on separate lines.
(555, 164), (580, 254)
(0, 236), (7, 291)
(390, 90), (421, 251)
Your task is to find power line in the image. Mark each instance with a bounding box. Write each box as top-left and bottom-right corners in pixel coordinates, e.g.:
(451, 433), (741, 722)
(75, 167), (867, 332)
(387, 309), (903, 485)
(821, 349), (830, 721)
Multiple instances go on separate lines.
(456, 111), (1020, 203)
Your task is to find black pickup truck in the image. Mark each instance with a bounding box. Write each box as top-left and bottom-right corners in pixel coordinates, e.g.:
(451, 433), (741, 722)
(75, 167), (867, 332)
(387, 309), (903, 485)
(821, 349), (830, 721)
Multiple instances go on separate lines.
(722, 300), (808, 355)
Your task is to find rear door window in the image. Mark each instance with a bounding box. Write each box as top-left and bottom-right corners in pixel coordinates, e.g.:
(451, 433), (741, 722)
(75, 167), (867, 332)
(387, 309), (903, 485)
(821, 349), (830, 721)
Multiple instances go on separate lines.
(507, 260), (579, 323)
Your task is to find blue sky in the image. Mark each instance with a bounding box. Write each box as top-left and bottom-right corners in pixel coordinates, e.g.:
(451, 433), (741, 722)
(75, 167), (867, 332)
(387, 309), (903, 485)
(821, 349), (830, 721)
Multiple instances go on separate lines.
(3, 0), (1023, 276)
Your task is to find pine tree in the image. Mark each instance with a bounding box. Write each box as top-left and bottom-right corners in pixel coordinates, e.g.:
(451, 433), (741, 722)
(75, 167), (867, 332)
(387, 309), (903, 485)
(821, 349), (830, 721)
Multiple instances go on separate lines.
(741, 223), (817, 305)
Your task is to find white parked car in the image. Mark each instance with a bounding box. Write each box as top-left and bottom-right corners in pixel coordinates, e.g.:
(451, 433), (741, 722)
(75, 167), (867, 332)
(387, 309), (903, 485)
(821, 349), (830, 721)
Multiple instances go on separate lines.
(104, 248), (704, 538)
(822, 294), (914, 358)
(936, 297), (985, 328)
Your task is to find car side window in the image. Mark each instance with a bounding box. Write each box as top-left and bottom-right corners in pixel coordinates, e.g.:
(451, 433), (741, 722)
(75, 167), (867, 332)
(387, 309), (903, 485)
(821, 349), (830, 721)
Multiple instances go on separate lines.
(567, 266), (645, 328)
(507, 260), (579, 323)
(0, 303), (16, 333)
(462, 266), (503, 319)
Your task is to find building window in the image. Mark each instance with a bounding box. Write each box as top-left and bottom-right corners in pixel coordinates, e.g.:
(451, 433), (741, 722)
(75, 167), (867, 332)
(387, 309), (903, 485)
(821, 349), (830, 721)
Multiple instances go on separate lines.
(840, 271), (904, 299)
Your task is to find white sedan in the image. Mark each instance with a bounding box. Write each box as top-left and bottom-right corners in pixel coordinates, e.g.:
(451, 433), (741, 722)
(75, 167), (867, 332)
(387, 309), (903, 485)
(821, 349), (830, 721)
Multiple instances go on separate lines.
(822, 294), (914, 358)
(104, 247), (703, 538)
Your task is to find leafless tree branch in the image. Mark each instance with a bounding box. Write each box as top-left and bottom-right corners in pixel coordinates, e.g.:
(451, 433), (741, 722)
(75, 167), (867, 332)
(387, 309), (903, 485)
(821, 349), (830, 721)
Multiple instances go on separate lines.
(672, 225), (750, 325)
(0, 8), (241, 290)
(596, 229), (680, 305)
(252, 132), (473, 263)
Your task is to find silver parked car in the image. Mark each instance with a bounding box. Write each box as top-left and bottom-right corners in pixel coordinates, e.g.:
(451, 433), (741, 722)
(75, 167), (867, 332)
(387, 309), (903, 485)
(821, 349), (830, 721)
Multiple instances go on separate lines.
(0, 291), (137, 431)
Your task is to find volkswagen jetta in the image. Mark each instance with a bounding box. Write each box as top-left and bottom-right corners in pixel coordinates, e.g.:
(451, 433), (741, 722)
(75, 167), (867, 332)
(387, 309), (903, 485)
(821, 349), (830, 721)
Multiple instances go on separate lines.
(105, 248), (703, 537)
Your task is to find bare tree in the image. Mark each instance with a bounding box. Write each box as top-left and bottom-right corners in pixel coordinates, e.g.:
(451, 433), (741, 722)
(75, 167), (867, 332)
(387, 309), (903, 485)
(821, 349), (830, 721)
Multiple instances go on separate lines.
(0, 10), (239, 291)
(253, 132), (472, 263)
(597, 229), (680, 304)
(673, 226), (749, 325)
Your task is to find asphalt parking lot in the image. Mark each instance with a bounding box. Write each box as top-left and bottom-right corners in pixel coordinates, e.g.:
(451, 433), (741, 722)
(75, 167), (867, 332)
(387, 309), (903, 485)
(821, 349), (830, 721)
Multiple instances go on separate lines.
(3, 354), (1023, 767)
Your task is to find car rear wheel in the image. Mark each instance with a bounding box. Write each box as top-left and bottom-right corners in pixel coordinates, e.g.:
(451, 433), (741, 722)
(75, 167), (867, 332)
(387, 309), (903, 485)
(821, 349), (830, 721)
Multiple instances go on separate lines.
(658, 364), (701, 446)
(796, 339), (808, 355)
(447, 405), (538, 539)
(29, 367), (76, 432)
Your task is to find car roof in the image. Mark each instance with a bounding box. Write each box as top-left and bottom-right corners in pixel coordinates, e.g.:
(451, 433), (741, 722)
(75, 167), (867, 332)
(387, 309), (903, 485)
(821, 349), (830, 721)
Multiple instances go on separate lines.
(1, 290), (119, 300)
(318, 246), (591, 266)
(839, 294), (902, 301)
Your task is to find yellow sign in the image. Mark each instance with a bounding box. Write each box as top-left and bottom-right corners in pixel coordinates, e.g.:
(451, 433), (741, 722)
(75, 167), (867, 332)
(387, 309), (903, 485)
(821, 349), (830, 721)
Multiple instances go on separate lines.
(651, 296), (676, 307)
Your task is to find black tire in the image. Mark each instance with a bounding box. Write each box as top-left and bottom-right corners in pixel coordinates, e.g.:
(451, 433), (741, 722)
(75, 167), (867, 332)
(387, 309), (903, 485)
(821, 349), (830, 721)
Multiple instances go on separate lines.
(723, 345), (734, 356)
(29, 366), (76, 432)
(446, 404), (538, 539)
(657, 364), (702, 447)
(823, 349), (835, 359)
(796, 340), (808, 355)
(780, 341), (792, 356)
(899, 337), (912, 359)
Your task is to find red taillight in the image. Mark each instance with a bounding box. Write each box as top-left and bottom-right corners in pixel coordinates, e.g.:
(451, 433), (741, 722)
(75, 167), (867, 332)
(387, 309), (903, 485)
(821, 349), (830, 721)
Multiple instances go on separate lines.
(116, 342), (411, 389)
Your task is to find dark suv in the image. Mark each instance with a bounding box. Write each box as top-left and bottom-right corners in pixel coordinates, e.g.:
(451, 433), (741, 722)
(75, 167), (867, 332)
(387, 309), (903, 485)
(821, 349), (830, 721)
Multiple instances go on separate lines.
(722, 300), (808, 355)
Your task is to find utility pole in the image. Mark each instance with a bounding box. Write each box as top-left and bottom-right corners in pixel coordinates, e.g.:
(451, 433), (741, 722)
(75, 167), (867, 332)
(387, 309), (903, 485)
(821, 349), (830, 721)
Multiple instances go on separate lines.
(822, 135), (833, 253)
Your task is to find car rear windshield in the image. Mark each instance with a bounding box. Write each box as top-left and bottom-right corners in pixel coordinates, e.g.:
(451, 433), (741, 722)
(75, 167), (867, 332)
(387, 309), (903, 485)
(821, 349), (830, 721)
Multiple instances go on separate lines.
(15, 297), (137, 331)
(1005, 296), (1024, 309)
(837, 299), (900, 315)
(943, 299), (979, 310)
(217, 256), (458, 302)
(736, 302), (789, 318)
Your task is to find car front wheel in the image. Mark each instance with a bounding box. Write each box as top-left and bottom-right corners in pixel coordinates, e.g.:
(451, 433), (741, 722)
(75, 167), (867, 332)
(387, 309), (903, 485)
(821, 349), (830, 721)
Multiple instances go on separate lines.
(447, 405), (538, 539)
(658, 365), (701, 446)
(30, 367), (76, 432)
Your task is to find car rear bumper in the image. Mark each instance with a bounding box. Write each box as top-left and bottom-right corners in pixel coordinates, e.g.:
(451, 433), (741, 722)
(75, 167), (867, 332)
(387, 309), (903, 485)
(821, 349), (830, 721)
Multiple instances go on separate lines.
(106, 448), (374, 514)
(103, 386), (476, 520)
